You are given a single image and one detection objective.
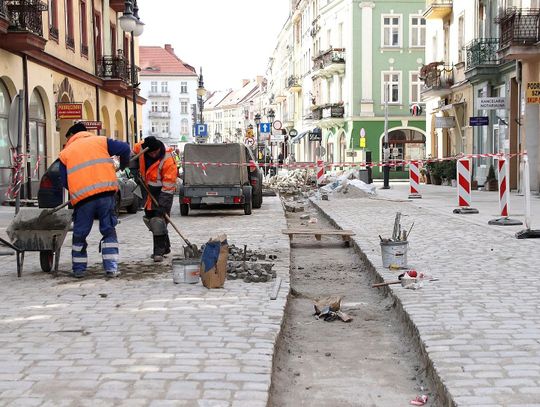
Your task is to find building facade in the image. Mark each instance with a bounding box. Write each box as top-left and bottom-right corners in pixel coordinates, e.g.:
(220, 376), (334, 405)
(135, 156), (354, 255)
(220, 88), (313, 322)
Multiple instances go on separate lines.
(139, 44), (198, 149)
(0, 0), (144, 203)
(267, 0), (427, 179)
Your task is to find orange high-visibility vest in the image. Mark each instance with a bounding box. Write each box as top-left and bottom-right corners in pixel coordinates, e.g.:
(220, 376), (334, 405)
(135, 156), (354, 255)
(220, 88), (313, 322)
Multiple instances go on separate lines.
(134, 142), (178, 209)
(59, 132), (118, 205)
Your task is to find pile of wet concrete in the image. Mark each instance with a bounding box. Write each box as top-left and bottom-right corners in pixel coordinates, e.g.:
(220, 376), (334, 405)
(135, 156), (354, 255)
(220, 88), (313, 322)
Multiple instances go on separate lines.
(227, 244), (277, 283)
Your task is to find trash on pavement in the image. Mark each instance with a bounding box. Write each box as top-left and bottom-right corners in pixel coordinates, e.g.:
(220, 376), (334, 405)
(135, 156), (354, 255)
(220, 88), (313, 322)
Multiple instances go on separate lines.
(410, 395), (428, 406)
(200, 234), (228, 289)
(313, 296), (353, 322)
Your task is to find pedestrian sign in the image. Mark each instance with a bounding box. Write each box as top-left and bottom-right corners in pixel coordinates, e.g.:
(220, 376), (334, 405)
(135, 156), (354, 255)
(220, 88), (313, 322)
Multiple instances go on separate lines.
(194, 123), (208, 137)
(259, 122), (271, 134)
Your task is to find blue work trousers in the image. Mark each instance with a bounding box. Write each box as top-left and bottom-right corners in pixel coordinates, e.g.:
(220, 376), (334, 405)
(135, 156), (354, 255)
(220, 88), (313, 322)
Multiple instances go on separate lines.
(72, 194), (118, 273)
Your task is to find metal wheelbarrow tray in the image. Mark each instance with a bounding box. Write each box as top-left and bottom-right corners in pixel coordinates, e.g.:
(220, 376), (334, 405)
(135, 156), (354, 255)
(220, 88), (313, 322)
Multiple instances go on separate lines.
(0, 208), (72, 277)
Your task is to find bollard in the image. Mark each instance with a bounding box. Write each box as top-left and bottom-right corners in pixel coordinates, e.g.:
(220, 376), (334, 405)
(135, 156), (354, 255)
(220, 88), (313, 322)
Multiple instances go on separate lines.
(489, 156), (522, 226)
(453, 158), (479, 214)
(317, 159), (324, 188)
(408, 161), (422, 199)
(515, 154), (540, 238)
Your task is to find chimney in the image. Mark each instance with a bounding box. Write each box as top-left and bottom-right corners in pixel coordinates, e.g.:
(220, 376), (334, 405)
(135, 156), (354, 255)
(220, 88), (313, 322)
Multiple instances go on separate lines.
(164, 44), (174, 54)
(242, 79), (250, 87)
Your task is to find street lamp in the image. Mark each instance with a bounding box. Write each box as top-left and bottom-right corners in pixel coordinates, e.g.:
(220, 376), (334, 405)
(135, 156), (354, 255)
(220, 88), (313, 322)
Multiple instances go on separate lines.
(266, 108), (275, 174)
(197, 67), (206, 124)
(119, 0), (144, 145)
(254, 113), (261, 162)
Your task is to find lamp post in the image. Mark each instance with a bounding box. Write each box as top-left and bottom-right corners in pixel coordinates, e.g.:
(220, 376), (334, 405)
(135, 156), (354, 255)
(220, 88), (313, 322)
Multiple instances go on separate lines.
(119, 0), (144, 145)
(254, 113), (261, 161)
(382, 83), (390, 189)
(267, 108), (275, 175)
(197, 67), (206, 125)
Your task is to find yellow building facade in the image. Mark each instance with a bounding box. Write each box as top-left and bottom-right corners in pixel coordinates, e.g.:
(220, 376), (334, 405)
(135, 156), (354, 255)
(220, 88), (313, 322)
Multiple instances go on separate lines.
(0, 0), (144, 202)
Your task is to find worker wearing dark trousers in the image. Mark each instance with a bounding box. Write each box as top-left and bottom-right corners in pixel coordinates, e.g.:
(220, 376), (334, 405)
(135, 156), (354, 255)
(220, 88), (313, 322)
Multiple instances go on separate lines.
(132, 136), (177, 262)
(58, 122), (131, 278)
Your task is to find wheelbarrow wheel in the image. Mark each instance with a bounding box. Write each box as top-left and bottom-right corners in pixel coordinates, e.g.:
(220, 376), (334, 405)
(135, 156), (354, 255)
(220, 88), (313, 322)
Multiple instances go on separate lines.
(40, 251), (54, 273)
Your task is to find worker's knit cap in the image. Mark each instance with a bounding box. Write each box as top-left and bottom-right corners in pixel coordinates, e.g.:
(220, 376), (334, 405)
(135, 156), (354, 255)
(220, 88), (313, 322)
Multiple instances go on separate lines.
(142, 136), (161, 152)
(66, 122), (87, 138)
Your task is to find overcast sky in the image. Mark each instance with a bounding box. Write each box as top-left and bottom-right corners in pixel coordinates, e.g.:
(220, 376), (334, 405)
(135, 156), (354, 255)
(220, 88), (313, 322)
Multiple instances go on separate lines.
(137, 0), (290, 91)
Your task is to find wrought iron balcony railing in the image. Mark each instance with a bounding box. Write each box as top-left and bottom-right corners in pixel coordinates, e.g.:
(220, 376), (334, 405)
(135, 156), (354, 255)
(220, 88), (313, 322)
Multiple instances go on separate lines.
(0, 0), (7, 17)
(497, 8), (540, 49)
(5, 0), (48, 36)
(466, 38), (500, 69)
(312, 48), (346, 71)
(311, 103), (344, 120)
(420, 62), (454, 91)
(98, 55), (131, 82)
(286, 75), (301, 89)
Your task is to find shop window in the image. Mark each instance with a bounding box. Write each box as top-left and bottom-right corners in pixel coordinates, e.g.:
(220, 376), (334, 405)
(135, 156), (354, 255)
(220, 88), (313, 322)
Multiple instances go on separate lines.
(383, 129), (426, 171)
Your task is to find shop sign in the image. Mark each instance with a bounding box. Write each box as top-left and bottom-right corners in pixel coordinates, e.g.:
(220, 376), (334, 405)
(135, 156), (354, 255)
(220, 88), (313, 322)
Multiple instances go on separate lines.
(478, 97), (506, 110)
(526, 82), (540, 103)
(56, 103), (83, 119)
(469, 116), (489, 126)
(435, 116), (456, 128)
(79, 120), (102, 131)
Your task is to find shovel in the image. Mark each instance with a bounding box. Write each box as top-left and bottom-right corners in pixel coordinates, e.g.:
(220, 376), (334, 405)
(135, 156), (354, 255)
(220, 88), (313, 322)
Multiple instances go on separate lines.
(138, 177), (200, 259)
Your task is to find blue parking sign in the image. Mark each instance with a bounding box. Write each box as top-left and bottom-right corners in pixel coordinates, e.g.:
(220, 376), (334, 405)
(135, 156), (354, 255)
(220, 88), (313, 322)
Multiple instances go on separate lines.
(194, 123), (208, 136)
(259, 123), (271, 134)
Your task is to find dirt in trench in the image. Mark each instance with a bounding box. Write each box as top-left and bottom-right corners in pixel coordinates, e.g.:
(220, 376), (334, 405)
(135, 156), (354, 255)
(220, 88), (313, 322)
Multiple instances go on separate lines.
(268, 200), (435, 407)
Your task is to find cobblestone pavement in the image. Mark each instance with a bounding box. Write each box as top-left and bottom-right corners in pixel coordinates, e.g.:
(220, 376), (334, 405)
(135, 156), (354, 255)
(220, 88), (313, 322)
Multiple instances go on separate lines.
(312, 183), (540, 407)
(0, 197), (289, 407)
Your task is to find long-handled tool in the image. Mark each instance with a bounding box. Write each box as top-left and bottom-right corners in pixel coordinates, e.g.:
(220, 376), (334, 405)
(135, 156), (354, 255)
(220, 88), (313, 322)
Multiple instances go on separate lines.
(138, 177), (200, 258)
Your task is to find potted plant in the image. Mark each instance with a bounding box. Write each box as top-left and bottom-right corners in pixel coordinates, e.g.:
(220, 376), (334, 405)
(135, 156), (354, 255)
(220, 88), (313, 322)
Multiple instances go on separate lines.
(442, 160), (457, 186)
(484, 164), (498, 191)
(426, 161), (442, 185)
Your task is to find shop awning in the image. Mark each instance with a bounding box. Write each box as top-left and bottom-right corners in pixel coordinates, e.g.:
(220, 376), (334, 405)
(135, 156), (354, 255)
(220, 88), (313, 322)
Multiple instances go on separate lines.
(291, 130), (310, 144)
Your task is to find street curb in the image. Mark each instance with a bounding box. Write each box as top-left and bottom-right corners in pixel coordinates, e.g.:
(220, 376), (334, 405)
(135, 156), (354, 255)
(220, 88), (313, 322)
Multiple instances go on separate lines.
(310, 197), (456, 407)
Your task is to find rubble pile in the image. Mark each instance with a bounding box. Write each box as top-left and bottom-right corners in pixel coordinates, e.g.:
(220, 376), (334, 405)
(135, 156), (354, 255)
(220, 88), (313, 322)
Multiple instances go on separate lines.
(321, 169), (376, 199)
(226, 244), (277, 283)
(264, 169), (316, 195)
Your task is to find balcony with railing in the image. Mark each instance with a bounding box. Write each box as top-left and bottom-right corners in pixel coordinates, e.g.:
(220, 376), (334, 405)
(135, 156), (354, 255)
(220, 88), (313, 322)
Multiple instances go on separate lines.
(98, 53), (135, 94)
(497, 8), (540, 60)
(312, 48), (346, 78)
(423, 0), (453, 20)
(0, 0), (48, 51)
(286, 75), (302, 92)
(465, 38), (501, 81)
(0, 0), (9, 33)
(148, 111), (171, 119)
(311, 103), (345, 127)
(420, 62), (454, 97)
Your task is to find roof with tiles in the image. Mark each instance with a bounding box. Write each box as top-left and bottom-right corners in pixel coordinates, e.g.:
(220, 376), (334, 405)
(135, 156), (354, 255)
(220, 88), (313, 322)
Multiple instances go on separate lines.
(140, 44), (197, 77)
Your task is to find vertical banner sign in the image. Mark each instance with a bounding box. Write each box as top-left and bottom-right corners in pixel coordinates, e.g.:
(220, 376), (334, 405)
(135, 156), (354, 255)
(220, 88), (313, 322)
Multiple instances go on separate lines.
(408, 161), (422, 199)
(317, 159), (324, 187)
(498, 157), (509, 217)
(457, 158), (472, 207)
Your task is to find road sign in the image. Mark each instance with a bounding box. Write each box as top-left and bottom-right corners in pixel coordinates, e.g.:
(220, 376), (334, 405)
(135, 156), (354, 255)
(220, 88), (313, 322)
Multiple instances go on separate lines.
(244, 137), (254, 146)
(259, 122), (272, 134)
(526, 82), (540, 104)
(194, 123), (208, 137)
(469, 116), (489, 126)
(360, 128), (366, 138)
(271, 134), (285, 142)
(360, 138), (366, 148)
(315, 146), (326, 157)
(289, 128), (298, 137)
(478, 97), (506, 110)
(273, 120), (282, 130)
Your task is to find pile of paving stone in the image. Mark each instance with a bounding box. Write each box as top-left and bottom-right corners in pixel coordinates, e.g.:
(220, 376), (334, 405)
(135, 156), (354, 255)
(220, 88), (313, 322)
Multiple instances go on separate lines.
(226, 244), (277, 283)
(264, 169), (316, 195)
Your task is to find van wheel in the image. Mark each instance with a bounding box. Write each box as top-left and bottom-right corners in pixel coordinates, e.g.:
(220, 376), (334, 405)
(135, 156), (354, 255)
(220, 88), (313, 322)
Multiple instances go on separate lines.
(180, 203), (189, 216)
(243, 186), (252, 215)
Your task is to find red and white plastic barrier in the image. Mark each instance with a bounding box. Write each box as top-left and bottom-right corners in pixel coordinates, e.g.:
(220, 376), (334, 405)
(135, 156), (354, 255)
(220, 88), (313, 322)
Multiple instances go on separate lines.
(408, 161), (421, 198)
(454, 158), (479, 214)
(497, 157), (509, 217)
(317, 160), (324, 187)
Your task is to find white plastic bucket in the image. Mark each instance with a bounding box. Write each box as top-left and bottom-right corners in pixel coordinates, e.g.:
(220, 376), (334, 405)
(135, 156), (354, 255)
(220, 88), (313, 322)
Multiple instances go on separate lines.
(380, 241), (408, 268)
(172, 259), (200, 284)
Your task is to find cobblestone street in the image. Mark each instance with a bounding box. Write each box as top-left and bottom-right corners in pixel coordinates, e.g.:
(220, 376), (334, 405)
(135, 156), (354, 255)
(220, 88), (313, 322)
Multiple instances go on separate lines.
(0, 197), (289, 407)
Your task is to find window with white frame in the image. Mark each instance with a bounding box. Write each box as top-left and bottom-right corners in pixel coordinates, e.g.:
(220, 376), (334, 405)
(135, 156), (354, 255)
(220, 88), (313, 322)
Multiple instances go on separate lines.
(410, 15), (425, 47)
(180, 82), (187, 93)
(161, 122), (169, 134)
(161, 81), (168, 93)
(161, 101), (169, 112)
(151, 122), (158, 133)
(150, 81), (157, 93)
(181, 119), (189, 134)
(151, 101), (158, 112)
(382, 71), (401, 104)
(382, 15), (401, 47)
(410, 72), (422, 103)
(180, 99), (188, 114)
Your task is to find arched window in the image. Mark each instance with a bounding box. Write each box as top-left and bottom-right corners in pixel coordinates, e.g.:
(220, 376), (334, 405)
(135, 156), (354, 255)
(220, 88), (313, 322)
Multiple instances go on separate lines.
(0, 80), (11, 199)
(29, 89), (47, 189)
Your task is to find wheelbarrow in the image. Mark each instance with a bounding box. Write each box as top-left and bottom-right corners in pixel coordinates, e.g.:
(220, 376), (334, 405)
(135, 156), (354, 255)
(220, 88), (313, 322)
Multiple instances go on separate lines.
(0, 207), (72, 277)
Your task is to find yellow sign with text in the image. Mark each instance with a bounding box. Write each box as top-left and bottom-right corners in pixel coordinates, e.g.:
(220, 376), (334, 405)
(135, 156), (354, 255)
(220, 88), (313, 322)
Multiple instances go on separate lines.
(359, 138), (366, 148)
(526, 82), (540, 104)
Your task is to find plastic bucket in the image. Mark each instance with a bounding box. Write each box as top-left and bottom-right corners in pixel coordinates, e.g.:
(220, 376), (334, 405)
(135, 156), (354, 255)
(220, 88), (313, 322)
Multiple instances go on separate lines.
(380, 241), (408, 268)
(172, 259), (200, 284)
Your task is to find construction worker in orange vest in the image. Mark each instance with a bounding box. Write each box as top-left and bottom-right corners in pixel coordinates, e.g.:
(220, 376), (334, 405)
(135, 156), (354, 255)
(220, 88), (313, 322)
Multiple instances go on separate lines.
(58, 122), (131, 278)
(132, 136), (178, 262)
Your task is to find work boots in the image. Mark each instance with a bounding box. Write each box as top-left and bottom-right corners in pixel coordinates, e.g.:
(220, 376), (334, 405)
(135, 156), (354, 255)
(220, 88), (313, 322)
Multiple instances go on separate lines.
(152, 235), (168, 262)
